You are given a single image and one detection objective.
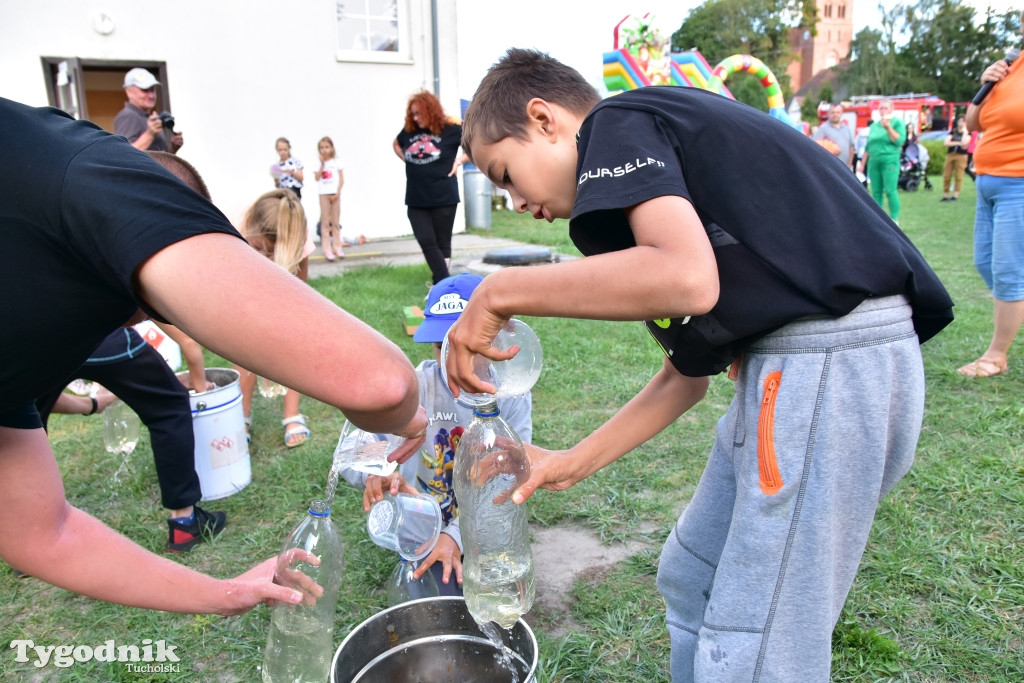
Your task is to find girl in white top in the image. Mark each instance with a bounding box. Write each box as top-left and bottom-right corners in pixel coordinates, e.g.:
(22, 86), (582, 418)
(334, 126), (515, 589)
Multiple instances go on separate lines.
(271, 137), (304, 198)
(315, 136), (344, 260)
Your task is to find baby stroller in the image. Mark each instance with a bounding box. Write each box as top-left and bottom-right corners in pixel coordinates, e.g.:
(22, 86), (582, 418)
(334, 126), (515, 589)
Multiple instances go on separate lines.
(898, 139), (932, 192)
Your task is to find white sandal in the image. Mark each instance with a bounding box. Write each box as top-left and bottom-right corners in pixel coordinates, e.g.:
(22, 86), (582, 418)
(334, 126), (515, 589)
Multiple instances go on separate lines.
(282, 414), (309, 448)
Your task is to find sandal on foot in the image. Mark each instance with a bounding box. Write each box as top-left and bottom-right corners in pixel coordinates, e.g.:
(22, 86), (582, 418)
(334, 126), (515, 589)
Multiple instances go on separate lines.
(957, 358), (1008, 378)
(282, 414), (310, 448)
(324, 250), (336, 261)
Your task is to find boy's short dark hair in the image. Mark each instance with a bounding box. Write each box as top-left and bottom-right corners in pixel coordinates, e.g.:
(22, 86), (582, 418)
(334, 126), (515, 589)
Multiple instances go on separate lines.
(146, 151), (211, 201)
(462, 48), (600, 160)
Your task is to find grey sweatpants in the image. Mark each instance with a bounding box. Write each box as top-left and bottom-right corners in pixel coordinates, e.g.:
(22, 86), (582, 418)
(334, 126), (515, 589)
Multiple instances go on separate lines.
(657, 295), (924, 682)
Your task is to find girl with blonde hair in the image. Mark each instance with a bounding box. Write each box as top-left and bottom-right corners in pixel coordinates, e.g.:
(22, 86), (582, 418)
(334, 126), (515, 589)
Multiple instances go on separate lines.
(236, 189), (315, 446)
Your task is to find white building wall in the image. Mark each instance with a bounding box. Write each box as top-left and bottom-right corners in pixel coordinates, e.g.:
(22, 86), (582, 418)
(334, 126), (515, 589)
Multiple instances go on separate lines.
(2, 1), (705, 236)
(0, 0), (463, 236)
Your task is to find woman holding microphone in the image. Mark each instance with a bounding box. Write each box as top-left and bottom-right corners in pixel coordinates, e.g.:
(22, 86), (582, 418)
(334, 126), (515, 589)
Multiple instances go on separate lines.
(958, 27), (1024, 378)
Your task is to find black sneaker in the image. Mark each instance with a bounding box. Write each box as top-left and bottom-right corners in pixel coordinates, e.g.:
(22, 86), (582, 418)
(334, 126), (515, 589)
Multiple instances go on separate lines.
(166, 505), (227, 553)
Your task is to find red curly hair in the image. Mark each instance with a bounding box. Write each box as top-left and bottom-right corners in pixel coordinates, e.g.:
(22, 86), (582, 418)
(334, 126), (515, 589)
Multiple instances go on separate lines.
(403, 91), (458, 136)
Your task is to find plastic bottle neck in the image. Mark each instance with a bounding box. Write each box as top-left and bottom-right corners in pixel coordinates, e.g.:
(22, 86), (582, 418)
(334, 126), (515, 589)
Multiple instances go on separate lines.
(308, 499), (331, 517)
(472, 401), (500, 418)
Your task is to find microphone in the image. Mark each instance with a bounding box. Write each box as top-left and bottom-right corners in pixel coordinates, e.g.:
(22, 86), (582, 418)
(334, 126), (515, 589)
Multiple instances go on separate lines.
(973, 48), (1020, 105)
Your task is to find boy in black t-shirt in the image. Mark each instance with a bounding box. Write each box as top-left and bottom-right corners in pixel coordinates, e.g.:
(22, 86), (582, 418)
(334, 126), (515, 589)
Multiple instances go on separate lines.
(440, 49), (953, 681)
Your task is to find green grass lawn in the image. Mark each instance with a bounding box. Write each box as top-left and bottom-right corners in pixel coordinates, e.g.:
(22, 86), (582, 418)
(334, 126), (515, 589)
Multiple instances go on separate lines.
(3, 176), (1022, 681)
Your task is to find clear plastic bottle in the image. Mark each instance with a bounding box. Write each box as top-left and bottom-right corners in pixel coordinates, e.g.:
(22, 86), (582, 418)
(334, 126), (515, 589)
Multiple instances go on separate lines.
(385, 558), (440, 606)
(262, 500), (345, 683)
(453, 400), (535, 629)
(440, 318), (543, 408)
(103, 399), (140, 454)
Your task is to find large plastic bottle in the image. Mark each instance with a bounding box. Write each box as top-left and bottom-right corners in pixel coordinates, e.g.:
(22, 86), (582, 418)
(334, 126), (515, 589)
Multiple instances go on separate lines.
(262, 499), (344, 683)
(453, 400), (535, 629)
(385, 558), (440, 606)
(103, 399), (140, 454)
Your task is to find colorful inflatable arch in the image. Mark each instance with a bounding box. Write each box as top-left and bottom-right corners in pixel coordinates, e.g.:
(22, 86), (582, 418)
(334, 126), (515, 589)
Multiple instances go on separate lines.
(602, 14), (796, 128)
(707, 54), (791, 125)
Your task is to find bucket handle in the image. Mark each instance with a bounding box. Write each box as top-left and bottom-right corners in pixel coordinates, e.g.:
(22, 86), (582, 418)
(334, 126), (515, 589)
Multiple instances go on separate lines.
(192, 394), (239, 415)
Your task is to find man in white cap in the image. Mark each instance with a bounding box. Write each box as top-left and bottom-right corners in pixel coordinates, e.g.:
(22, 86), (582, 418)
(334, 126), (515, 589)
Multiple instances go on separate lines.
(113, 67), (183, 153)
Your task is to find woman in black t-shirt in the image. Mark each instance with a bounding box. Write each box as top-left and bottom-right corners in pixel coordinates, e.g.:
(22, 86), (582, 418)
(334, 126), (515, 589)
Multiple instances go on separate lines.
(392, 91), (467, 285)
(942, 117), (971, 201)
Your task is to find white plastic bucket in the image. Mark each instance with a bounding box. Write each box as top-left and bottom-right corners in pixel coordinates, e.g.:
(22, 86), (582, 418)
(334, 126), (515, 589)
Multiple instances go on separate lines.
(177, 368), (251, 501)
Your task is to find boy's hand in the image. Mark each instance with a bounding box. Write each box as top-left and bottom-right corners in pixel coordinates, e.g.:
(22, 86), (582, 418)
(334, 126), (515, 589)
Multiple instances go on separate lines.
(442, 304), (518, 398)
(412, 533), (463, 587)
(362, 472), (418, 511)
(510, 443), (592, 505)
(461, 436), (529, 504)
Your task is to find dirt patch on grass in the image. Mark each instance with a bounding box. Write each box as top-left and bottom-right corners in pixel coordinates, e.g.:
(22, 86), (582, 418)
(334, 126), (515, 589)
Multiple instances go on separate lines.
(530, 524), (654, 637)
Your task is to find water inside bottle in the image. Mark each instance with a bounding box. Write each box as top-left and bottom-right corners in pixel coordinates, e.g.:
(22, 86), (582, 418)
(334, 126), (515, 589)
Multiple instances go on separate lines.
(104, 400), (140, 455)
(463, 550), (535, 629)
(262, 608), (333, 683)
(263, 499), (343, 682)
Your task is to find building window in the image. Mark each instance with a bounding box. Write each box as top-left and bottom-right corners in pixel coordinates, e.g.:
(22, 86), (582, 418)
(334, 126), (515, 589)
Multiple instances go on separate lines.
(336, 0), (411, 63)
(824, 4), (832, 18)
(838, 4), (846, 19)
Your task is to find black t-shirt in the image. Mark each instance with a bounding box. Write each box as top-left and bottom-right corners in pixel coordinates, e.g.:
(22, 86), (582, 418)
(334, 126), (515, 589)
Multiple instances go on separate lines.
(946, 130), (970, 155)
(397, 123), (462, 207)
(0, 97), (243, 412)
(571, 87), (954, 377)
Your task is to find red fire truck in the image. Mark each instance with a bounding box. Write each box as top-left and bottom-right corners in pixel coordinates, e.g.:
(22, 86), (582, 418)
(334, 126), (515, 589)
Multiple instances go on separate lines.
(817, 93), (965, 134)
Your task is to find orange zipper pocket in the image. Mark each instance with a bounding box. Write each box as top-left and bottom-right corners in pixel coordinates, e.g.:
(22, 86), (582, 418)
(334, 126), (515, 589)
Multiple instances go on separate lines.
(757, 371), (784, 496)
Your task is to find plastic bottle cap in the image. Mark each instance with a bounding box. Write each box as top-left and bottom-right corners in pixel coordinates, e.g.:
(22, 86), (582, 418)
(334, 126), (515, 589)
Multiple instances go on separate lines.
(472, 406), (500, 418)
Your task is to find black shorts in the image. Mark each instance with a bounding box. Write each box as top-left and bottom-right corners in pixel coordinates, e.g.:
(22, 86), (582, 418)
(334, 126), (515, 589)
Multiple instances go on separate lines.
(0, 402), (44, 430)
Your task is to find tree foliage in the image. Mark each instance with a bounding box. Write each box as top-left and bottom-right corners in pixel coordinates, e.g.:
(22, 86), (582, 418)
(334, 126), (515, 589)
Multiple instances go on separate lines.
(840, 0), (1019, 102)
(670, 0), (1020, 113)
(671, 0), (816, 111)
(900, 0), (1019, 101)
(841, 3), (909, 97)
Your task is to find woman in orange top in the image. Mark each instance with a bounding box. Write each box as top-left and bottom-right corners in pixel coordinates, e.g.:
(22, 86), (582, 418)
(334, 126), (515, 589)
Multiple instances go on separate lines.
(960, 19), (1024, 378)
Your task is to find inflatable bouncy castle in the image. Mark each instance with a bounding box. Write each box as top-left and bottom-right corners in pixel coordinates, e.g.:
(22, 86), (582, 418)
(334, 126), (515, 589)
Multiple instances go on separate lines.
(603, 14), (795, 127)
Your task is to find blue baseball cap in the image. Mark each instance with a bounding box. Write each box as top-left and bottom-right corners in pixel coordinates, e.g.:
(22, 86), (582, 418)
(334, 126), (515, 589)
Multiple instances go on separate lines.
(413, 273), (484, 343)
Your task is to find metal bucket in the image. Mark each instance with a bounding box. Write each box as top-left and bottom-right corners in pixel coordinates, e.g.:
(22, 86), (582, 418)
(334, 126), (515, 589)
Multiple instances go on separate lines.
(331, 596), (537, 683)
(176, 368), (251, 501)
(463, 170), (493, 230)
